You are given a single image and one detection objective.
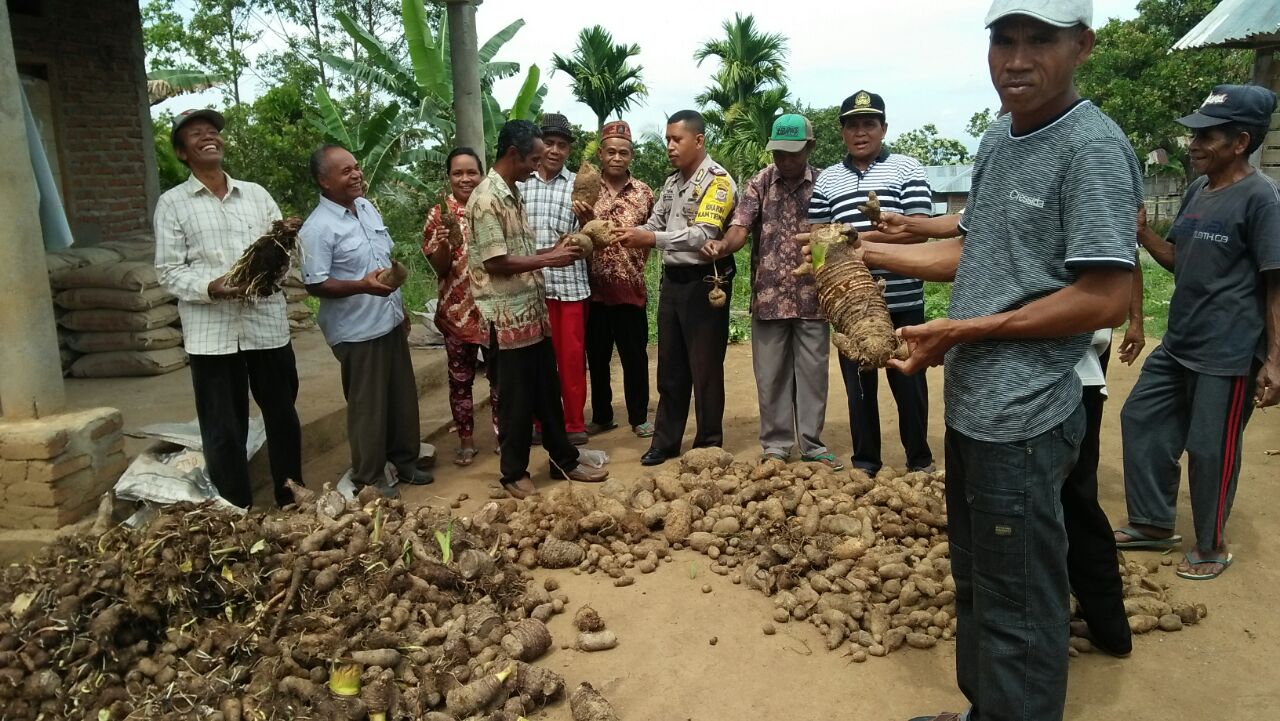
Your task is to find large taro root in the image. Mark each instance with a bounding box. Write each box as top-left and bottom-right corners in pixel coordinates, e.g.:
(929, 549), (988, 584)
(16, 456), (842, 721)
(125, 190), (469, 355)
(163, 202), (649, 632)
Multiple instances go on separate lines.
(810, 223), (906, 368)
(560, 232), (594, 260)
(581, 219), (617, 248)
(573, 161), (602, 207)
(226, 216), (304, 298)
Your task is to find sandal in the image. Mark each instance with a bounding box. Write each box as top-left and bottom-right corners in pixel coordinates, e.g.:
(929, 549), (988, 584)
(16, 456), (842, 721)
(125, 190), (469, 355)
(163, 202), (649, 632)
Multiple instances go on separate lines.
(1176, 551), (1233, 581)
(1114, 525), (1182, 550)
(453, 447), (479, 467)
(802, 452), (845, 471)
(761, 452), (787, 462)
(632, 421), (655, 438)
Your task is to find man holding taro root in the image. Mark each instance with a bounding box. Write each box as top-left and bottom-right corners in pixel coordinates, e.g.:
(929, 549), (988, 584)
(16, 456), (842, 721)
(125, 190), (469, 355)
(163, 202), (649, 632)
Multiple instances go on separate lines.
(154, 108), (304, 510)
(807, 89), (936, 477)
(803, 1), (1143, 719)
(300, 144), (432, 493)
(613, 110), (737, 467)
(467, 120), (610, 499)
(580, 120), (657, 439)
(702, 113), (838, 468)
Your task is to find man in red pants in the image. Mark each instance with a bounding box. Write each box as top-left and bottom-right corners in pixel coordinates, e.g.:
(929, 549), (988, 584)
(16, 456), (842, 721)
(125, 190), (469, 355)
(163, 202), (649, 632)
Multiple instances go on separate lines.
(519, 113), (590, 445)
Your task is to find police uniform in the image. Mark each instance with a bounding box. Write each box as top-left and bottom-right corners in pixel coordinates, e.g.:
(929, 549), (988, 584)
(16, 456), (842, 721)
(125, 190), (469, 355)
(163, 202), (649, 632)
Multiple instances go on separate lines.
(640, 153), (737, 458)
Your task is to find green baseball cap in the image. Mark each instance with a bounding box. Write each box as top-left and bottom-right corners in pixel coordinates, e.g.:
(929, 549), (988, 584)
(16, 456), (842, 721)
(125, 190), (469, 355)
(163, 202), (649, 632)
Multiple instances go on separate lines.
(767, 114), (814, 152)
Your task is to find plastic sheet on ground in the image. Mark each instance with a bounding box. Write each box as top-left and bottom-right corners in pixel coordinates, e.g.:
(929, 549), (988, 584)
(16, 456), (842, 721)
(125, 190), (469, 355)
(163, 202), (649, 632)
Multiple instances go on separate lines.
(335, 442), (437, 500)
(114, 417), (266, 517)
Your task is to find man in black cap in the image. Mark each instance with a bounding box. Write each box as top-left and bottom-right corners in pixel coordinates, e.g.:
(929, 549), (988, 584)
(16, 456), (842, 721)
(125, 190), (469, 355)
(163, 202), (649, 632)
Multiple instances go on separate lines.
(154, 108), (304, 510)
(519, 112), (592, 446)
(1114, 83), (1280, 581)
(807, 89), (936, 476)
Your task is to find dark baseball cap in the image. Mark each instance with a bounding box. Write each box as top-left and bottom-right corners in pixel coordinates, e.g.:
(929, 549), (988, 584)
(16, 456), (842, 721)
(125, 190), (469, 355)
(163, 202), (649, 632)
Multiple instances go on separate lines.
(840, 90), (886, 121)
(1176, 84), (1278, 129)
(171, 108), (225, 146)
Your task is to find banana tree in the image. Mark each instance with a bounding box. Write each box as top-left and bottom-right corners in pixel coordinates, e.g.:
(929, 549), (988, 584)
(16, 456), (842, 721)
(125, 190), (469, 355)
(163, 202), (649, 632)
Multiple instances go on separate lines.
(146, 68), (228, 106)
(308, 86), (443, 195)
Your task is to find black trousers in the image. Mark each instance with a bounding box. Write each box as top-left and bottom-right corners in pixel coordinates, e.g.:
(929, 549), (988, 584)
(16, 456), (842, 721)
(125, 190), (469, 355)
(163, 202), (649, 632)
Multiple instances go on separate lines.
(651, 261), (733, 454)
(585, 301), (650, 428)
(1063, 347), (1130, 650)
(490, 331), (579, 484)
(189, 343), (302, 509)
(331, 328), (421, 486)
(840, 307), (933, 473)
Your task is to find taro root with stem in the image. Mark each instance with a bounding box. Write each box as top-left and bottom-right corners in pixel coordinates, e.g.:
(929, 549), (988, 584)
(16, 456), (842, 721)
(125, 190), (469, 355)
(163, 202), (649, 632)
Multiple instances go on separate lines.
(225, 216), (304, 298)
(705, 264), (728, 309)
(806, 223), (906, 369)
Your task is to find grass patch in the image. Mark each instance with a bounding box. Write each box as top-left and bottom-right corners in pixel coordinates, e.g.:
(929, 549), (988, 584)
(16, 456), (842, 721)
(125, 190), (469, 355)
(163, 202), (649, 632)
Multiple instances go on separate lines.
(643, 250), (752, 344)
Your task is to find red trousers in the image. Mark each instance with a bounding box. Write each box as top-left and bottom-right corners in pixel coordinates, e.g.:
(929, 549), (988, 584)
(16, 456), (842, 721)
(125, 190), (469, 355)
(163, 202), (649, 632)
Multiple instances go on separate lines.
(541, 299), (588, 433)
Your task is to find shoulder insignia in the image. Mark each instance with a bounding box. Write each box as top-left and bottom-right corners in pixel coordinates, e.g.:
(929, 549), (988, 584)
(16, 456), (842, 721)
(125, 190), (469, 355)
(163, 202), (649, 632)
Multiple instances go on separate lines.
(707, 166), (728, 177)
(693, 168), (707, 185)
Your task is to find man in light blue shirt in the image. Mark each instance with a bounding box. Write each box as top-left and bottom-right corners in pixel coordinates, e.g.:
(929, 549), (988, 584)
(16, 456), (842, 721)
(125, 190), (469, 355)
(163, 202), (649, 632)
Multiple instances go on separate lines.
(300, 144), (431, 490)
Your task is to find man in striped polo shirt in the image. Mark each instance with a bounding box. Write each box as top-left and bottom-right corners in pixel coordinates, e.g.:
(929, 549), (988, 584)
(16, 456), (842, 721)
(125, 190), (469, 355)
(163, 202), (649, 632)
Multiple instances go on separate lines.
(809, 2), (1142, 719)
(808, 90), (935, 475)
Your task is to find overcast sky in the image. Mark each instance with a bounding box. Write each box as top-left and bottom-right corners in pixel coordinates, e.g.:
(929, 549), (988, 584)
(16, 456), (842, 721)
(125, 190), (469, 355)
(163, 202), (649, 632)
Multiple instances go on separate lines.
(477, 0), (1144, 146)
(157, 0), (1146, 149)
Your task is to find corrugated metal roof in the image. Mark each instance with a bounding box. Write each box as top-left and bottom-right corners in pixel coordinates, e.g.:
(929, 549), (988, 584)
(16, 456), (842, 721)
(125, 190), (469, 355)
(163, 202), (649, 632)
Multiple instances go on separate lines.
(1173, 0), (1280, 50)
(924, 164), (973, 195)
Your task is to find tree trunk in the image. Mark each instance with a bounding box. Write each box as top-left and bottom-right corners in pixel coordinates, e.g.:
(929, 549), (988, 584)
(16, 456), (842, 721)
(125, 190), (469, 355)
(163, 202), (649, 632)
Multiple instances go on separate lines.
(310, 0), (327, 87)
(446, 0), (485, 158)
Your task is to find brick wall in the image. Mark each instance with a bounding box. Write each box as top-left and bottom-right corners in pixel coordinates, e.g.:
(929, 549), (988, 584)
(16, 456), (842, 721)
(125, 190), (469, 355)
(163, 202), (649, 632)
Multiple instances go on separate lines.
(10, 0), (157, 244)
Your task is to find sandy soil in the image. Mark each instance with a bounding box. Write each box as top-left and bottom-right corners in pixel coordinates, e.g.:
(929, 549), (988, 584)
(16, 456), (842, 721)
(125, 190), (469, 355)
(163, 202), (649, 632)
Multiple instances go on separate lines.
(302, 341), (1280, 721)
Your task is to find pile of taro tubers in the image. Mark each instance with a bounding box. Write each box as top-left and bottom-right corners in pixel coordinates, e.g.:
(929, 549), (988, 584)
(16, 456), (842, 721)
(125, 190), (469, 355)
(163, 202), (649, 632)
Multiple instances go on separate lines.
(0, 450), (1205, 720)
(481, 448), (1204, 662)
(0, 484), (582, 721)
(225, 216), (304, 299)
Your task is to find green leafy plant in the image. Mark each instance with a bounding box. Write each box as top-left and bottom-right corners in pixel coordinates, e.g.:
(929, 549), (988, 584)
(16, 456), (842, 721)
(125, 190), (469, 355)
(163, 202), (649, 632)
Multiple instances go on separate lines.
(434, 519), (454, 565)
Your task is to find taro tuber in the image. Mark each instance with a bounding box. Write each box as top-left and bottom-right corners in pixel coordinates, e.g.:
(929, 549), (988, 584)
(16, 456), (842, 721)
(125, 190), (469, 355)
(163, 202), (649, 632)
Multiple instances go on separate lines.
(439, 197), (465, 248)
(573, 605), (605, 632)
(858, 190), (882, 225)
(501, 619), (551, 661)
(581, 219), (616, 248)
(575, 631), (618, 652)
(810, 225), (906, 368)
(445, 663), (513, 717)
(226, 216), (304, 298)
(560, 232), (594, 260)
(570, 681), (620, 721)
(375, 260), (407, 290)
(573, 161), (602, 207)
(706, 265), (728, 309)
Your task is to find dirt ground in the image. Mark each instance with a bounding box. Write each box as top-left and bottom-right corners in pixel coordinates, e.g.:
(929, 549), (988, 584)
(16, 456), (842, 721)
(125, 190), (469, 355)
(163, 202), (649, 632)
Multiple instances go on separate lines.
(302, 341), (1280, 721)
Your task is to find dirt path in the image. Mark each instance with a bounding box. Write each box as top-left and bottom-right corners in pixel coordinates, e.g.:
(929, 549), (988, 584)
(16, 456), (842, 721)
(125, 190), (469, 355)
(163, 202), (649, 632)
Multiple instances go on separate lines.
(304, 341), (1280, 720)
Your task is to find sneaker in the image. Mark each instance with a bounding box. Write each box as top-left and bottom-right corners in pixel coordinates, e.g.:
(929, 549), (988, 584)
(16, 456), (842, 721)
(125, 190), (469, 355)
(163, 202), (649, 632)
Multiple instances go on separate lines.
(909, 464), (938, 474)
(398, 467), (434, 485)
(566, 464), (608, 482)
(586, 421), (618, 435)
(802, 452), (845, 471)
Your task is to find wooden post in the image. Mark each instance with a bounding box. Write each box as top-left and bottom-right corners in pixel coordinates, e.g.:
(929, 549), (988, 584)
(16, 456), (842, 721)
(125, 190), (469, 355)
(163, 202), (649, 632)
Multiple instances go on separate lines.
(0, 3), (67, 420)
(446, 0), (485, 163)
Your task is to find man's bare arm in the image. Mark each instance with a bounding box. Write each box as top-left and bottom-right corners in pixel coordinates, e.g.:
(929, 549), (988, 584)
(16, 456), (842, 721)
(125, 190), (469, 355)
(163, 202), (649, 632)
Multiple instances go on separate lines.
(1257, 270), (1280, 407)
(861, 238), (964, 282)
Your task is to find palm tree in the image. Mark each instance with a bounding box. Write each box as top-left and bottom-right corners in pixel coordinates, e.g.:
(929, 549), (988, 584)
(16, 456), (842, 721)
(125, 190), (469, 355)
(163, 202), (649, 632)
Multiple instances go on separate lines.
(551, 26), (647, 132)
(717, 86), (792, 175)
(693, 13), (788, 116)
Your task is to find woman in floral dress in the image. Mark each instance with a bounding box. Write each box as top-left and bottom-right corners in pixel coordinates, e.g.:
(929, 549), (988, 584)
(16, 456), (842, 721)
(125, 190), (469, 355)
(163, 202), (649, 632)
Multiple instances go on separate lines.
(422, 147), (497, 465)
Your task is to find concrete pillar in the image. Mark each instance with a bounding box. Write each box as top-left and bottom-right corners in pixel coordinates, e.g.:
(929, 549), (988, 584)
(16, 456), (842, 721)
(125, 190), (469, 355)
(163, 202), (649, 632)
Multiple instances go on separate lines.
(446, 0), (486, 163)
(0, 3), (67, 420)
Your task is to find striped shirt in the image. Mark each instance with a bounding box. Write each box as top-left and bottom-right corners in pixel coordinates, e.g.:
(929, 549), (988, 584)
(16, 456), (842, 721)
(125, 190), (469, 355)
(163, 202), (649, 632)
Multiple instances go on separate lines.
(946, 100), (1142, 443)
(154, 173), (289, 356)
(518, 166), (590, 301)
(808, 149), (933, 311)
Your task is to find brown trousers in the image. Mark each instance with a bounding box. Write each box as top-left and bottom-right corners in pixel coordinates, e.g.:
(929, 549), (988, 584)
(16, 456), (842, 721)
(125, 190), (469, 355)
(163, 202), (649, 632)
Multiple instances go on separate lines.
(331, 328), (420, 485)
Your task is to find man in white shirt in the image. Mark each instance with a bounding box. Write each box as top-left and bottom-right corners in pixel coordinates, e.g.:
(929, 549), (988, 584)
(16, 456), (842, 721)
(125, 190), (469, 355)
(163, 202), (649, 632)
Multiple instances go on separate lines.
(300, 144), (431, 491)
(154, 109), (303, 510)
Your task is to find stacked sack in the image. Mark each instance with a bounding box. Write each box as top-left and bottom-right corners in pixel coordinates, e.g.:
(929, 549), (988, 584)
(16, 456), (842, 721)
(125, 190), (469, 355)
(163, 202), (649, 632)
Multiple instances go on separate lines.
(50, 258), (188, 378)
(46, 244), (136, 375)
(283, 266), (315, 334)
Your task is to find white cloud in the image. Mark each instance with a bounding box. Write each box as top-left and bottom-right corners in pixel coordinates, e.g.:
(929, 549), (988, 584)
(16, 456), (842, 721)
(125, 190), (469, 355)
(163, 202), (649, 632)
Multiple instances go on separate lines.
(479, 0), (1142, 146)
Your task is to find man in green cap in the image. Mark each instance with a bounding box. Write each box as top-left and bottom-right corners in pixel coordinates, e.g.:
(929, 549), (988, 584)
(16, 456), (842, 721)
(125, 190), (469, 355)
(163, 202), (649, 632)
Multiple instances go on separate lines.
(702, 114), (837, 467)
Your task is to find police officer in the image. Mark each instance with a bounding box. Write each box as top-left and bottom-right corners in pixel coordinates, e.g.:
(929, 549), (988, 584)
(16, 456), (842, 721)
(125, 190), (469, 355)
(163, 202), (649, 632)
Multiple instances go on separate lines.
(613, 110), (737, 466)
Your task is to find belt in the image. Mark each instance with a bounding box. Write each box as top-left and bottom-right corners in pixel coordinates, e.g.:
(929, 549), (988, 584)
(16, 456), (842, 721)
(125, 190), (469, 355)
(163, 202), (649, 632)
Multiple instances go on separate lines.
(663, 257), (736, 283)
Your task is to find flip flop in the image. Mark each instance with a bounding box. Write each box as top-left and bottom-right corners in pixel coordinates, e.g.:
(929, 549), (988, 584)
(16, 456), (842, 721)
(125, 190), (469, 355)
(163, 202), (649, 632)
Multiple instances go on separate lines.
(632, 422), (655, 438)
(453, 447), (478, 467)
(761, 452), (788, 462)
(1176, 551), (1233, 581)
(1114, 525), (1183, 550)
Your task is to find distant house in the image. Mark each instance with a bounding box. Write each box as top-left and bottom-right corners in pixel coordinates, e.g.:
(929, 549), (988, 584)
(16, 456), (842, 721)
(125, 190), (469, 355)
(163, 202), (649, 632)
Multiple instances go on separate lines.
(923, 165), (973, 216)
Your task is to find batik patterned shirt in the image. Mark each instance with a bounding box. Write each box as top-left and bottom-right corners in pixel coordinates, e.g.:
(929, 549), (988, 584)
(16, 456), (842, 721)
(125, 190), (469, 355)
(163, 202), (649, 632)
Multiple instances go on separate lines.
(422, 194), (487, 345)
(731, 164), (821, 320)
(466, 169), (551, 350)
(588, 175), (655, 307)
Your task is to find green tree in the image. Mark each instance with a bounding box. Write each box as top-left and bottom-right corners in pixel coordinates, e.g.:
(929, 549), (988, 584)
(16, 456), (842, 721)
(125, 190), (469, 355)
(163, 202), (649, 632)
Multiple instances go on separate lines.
(693, 13), (788, 115)
(966, 108), (997, 138)
(1077, 0), (1249, 173)
(797, 103), (844, 170)
(890, 123), (971, 166)
(222, 84), (326, 217)
(551, 26), (647, 132)
(629, 131), (672, 192)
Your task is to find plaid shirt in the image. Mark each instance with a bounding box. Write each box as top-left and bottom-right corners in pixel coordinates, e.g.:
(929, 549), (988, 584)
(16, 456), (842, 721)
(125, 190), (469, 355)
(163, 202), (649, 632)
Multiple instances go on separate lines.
(154, 173), (289, 355)
(518, 166), (590, 301)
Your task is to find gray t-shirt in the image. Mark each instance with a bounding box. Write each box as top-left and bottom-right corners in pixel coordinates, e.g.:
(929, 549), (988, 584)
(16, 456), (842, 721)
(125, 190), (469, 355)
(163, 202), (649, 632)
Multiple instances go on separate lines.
(947, 101), (1142, 443)
(1162, 171), (1280, 376)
